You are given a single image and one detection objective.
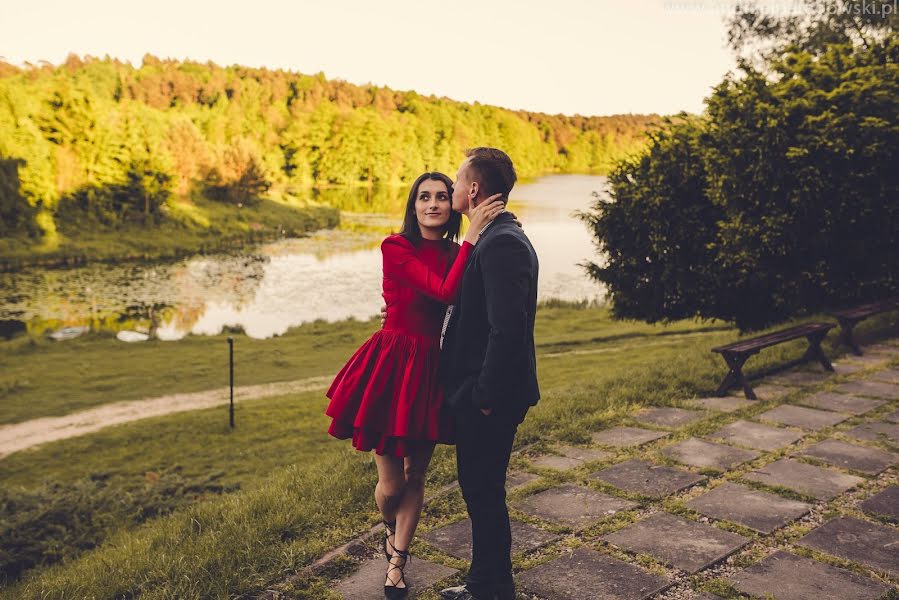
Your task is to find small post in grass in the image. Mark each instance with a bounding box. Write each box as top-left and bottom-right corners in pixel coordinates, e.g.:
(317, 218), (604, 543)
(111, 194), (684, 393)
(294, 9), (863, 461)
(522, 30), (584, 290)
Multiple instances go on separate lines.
(228, 336), (235, 428)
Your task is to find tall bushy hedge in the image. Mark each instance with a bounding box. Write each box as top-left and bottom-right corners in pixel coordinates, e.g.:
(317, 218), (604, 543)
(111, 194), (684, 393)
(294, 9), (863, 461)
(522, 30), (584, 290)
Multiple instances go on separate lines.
(582, 38), (898, 331)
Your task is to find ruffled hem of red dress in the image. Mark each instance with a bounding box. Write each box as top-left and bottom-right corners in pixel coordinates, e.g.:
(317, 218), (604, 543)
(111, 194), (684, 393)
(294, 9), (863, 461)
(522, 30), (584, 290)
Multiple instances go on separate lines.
(324, 328), (454, 456)
(327, 419), (452, 457)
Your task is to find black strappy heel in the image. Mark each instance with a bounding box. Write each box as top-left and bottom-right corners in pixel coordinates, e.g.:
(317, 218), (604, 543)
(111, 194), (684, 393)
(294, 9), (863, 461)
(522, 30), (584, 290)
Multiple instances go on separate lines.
(382, 519), (397, 559)
(384, 548), (410, 599)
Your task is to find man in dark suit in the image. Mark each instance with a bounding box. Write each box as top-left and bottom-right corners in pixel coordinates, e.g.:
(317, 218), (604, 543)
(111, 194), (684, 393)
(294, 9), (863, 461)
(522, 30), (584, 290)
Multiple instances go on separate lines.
(438, 147), (540, 600)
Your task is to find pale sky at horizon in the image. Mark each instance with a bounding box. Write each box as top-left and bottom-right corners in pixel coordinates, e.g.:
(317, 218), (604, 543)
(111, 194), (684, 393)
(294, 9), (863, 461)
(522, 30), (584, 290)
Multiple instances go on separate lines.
(1, 0), (740, 116)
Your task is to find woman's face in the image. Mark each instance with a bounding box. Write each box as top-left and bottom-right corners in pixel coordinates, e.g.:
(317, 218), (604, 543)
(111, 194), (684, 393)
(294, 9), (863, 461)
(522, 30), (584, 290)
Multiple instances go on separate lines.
(415, 179), (452, 231)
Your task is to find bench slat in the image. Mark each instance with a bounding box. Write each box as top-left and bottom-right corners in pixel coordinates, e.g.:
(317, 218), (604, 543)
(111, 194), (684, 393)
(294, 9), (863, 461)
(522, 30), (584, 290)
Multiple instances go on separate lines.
(712, 322), (833, 354)
(830, 298), (899, 320)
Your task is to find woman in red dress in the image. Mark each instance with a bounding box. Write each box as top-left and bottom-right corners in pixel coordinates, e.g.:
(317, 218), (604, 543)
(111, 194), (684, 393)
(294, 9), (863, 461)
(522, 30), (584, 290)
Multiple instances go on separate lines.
(325, 172), (504, 598)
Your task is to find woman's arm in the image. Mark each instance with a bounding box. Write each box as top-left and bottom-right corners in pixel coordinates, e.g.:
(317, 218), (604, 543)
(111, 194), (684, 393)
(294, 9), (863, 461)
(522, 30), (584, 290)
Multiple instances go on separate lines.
(382, 237), (473, 303)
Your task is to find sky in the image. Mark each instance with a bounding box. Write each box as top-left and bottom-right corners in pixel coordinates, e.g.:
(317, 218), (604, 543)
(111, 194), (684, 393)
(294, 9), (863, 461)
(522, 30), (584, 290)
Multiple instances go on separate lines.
(0, 0), (740, 116)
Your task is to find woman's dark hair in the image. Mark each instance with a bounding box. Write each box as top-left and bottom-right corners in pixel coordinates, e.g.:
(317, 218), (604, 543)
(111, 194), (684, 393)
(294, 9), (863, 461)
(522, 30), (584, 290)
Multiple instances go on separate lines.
(399, 172), (461, 246)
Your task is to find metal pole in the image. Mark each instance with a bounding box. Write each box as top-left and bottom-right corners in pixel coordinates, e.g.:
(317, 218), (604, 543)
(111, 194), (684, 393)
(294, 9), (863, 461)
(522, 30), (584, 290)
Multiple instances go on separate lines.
(228, 336), (234, 428)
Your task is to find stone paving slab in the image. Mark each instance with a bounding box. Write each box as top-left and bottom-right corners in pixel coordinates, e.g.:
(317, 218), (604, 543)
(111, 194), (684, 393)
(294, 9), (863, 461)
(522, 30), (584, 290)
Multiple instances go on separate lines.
(507, 471), (539, 489)
(798, 392), (886, 415)
(742, 458), (864, 500)
(750, 384), (792, 400)
(843, 353), (891, 367)
(866, 343), (899, 356)
(767, 368), (832, 387)
(688, 396), (754, 413)
(800, 439), (898, 475)
(591, 459), (705, 498)
(420, 518), (559, 560)
(533, 454), (585, 471)
(601, 512), (748, 573)
(729, 550), (890, 600)
(709, 420), (804, 451)
(758, 405), (850, 431)
(884, 408), (899, 423)
(832, 361), (866, 376)
(660, 437), (759, 471)
(871, 368), (899, 385)
(685, 482), (812, 534)
(557, 445), (613, 463)
(336, 555), (457, 600)
(591, 426), (670, 448)
(517, 547), (671, 600)
(515, 484), (638, 528)
(844, 422), (899, 445)
(798, 516), (899, 575)
(836, 380), (899, 400)
(634, 407), (705, 428)
(860, 486), (899, 521)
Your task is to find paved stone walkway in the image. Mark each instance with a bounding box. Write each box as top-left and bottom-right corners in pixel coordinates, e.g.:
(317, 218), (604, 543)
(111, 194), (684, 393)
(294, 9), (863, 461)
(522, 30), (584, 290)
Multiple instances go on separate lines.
(315, 340), (899, 600)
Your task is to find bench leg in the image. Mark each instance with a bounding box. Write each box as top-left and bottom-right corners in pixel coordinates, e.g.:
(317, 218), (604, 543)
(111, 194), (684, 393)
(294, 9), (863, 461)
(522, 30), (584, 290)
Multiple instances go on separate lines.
(803, 331), (835, 372)
(837, 318), (862, 356)
(716, 353), (756, 400)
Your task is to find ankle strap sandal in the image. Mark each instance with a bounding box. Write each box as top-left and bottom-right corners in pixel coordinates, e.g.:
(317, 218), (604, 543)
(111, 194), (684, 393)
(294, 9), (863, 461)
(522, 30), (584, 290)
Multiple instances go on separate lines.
(382, 519), (397, 559)
(384, 548), (410, 599)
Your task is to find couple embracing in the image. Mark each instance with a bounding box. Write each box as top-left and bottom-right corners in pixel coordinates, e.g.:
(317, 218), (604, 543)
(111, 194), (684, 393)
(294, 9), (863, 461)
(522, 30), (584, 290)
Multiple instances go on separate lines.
(325, 147), (540, 600)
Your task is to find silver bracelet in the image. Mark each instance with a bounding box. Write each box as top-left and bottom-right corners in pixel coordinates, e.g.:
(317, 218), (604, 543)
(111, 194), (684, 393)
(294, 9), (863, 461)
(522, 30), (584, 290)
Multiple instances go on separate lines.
(478, 210), (503, 237)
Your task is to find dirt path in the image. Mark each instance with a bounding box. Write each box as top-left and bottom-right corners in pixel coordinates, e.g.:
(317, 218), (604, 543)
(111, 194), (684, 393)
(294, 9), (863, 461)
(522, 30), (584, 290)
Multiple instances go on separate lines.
(0, 376), (332, 460)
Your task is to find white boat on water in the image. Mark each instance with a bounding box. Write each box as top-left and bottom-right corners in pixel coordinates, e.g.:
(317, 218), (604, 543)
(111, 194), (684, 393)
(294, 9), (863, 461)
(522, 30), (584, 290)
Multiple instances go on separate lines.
(49, 326), (89, 341)
(116, 330), (150, 343)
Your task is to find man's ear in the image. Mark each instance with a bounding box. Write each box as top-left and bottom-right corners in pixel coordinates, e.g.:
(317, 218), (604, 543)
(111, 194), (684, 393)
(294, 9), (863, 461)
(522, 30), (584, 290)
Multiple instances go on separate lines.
(469, 181), (480, 205)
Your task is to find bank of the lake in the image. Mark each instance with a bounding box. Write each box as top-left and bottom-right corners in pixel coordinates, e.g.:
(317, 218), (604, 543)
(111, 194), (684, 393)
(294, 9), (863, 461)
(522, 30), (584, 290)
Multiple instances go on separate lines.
(1, 167), (610, 273)
(2, 175), (610, 341)
(0, 196), (339, 271)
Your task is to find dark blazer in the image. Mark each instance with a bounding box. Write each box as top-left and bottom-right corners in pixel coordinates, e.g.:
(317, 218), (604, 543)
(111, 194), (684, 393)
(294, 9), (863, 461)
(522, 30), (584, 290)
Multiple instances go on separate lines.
(439, 211), (540, 423)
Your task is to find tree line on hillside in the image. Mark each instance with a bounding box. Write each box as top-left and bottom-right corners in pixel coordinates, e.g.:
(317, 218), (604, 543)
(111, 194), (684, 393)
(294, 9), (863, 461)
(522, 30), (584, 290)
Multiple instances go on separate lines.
(581, 0), (898, 331)
(0, 57), (658, 236)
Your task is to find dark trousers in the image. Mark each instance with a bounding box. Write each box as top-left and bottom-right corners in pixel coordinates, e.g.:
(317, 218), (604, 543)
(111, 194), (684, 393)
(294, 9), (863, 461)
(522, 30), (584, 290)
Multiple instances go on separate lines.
(455, 403), (520, 599)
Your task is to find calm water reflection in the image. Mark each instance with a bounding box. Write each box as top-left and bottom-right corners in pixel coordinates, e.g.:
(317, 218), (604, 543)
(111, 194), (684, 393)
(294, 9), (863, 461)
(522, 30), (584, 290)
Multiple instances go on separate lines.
(2, 175), (609, 340)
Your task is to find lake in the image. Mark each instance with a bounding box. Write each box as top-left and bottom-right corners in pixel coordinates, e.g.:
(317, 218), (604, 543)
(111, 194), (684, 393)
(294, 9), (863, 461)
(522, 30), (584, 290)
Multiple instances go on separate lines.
(1, 175), (610, 340)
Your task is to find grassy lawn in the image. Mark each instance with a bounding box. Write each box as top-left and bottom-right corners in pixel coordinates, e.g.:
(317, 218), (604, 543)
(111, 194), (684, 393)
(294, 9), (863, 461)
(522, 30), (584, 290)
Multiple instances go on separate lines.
(0, 317), (375, 425)
(1, 306), (894, 598)
(1, 305), (727, 426)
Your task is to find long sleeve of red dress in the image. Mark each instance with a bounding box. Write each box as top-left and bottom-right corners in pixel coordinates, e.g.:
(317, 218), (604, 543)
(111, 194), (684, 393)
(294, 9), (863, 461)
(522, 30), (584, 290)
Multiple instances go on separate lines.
(381, 236), (473, 303)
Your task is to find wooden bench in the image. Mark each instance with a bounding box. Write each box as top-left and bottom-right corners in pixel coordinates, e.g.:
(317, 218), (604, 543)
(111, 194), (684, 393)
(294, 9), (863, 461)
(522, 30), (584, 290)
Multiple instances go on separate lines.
(828, 297), (899, 356)
(711, 322), (835, 399)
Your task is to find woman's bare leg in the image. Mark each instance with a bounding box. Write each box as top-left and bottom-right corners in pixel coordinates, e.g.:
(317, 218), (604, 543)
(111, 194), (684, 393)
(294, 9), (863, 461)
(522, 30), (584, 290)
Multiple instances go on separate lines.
(393, 443), (436, 552)
(373, 453), (406, 557)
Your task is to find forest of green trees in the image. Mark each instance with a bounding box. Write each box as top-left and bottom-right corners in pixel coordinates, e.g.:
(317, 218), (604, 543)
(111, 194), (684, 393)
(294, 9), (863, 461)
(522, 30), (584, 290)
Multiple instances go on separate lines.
(0, 56), (657, 243)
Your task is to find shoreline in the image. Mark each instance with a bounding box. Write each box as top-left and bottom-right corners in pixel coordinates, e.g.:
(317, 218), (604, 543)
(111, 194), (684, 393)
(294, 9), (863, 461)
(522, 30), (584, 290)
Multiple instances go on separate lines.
(0, 202), (340, 273)
(0, 171), (610, 273)
(0, 229), (314, 272)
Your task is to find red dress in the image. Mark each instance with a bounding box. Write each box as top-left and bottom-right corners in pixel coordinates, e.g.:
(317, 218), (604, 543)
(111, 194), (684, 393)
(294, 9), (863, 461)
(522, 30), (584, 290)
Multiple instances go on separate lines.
(325, 234), (474, 457)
